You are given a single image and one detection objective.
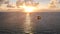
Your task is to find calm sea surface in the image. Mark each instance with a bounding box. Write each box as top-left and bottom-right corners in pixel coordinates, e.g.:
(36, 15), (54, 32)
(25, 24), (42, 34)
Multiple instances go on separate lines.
(0, 11), (60, 34)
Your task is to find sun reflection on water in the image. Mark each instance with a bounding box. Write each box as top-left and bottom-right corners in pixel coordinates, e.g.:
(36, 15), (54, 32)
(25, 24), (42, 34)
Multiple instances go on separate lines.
(24, 13), (33, 34)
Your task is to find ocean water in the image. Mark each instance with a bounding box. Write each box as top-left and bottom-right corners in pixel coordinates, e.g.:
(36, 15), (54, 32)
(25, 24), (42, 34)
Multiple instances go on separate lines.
(0, 11), (60, 34)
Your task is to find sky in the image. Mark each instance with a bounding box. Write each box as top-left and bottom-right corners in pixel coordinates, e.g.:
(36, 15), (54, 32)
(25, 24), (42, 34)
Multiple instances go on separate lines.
(9, 0), (60, 4)
(0, 0), (59, 8)
(9, 0), (50, 8)
(9, 0), (60, 8)
(10, 0), (51, 4)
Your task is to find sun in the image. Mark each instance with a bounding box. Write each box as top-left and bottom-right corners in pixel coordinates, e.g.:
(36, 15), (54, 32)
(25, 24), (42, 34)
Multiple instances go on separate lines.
(19, 4), (37, 13)
(23, 6), (35, 12)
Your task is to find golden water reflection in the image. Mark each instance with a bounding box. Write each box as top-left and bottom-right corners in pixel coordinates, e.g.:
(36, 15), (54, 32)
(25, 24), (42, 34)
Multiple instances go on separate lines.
(24, 13), (33, 34)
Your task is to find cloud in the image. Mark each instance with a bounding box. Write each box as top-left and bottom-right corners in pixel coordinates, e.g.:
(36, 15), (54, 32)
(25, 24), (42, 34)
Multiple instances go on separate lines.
(0, 0), (8, 4)
(0, 0), (4, 3)
(0, 0), (4, 2)
(0, 0), (7, 6)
